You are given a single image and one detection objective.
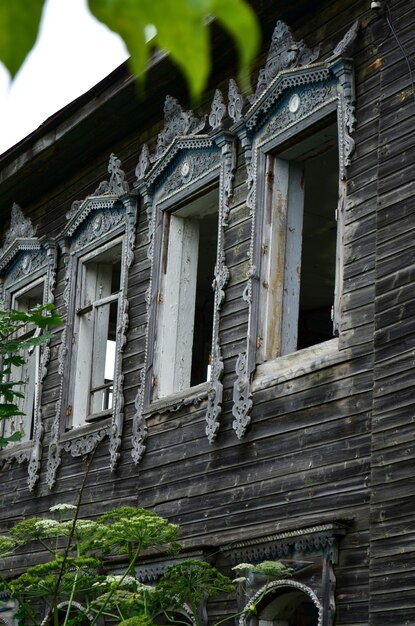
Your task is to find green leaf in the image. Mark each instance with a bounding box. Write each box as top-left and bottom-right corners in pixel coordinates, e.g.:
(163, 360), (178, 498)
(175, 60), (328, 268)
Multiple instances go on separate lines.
(0, 0), (45, 77)
(147, 0), (211, 99)
(212, 0), (260, 92)
(88, 0), (259, 98)
(0, 403), (24, 419)
(0, 432), (21, 448)
(89, 0), (148, 84)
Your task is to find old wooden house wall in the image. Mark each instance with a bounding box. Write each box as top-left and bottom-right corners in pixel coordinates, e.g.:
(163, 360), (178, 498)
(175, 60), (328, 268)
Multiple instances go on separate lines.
(369, 0), (415, 624)
(0, 0), (412, 625)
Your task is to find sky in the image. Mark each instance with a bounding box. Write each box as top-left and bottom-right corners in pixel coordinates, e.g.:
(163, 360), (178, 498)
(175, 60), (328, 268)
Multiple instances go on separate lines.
(0, 0), (129, 156)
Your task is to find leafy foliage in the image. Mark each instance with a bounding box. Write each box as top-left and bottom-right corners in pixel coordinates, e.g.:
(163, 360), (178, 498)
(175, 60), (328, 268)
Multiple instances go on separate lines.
(156, 560), (234, 610)
(0, 304), (61, 447)
(0, 0), (259, 99)
(250, 561), (294, 578)
(0, 0), (44, 77)
(0, 504), (293, 626)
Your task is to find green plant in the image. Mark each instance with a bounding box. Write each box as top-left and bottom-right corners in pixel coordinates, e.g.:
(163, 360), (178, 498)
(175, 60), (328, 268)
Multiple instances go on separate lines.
(0, 303), (61, 447)
(0, 1), (260, 99)
(0, 492), (293, 626)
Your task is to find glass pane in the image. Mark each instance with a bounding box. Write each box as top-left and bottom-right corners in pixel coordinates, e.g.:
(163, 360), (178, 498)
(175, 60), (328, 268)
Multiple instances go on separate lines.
(89, 301), (118, 415)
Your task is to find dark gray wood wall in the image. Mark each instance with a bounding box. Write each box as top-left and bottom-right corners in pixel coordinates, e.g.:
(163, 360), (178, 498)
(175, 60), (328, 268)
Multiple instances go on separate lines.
(370, 0), (415, 624)
(0, 1), (413, 625)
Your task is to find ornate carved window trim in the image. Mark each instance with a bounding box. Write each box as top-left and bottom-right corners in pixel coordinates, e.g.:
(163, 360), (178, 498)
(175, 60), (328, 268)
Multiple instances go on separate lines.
(223, 522), (347, 626)
(228, 19), (357, 439)
(0, 204), (57, 491)
(46, 155), (137, 489)
(132, 94), (235, 464)
(240, 580), (322, 626)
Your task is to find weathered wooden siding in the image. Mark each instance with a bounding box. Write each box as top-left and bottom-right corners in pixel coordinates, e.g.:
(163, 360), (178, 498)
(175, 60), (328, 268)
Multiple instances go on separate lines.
(370, 1), (415, 625)
(1, 0), (413, 624)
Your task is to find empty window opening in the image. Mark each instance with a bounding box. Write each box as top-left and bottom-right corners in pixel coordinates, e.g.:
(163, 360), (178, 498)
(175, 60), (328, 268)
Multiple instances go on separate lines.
(154, 188), (218, 398)
(258, 588), (319, 626)
(258, 121), (338, 361)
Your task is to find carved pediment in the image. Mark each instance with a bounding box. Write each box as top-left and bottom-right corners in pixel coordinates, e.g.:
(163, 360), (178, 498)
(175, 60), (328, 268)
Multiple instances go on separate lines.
(65, 153), (130, 223)
(0, 204), (38, 270)
(151, 96), (207, 163)
(246, 62), (333, 132)
(250, 21), (320, 104)
(144, 136), (219, 191)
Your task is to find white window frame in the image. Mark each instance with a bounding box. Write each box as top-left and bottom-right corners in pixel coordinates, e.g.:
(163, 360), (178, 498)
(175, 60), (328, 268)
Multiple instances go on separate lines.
(153, 189), (219, 399)
(69, 236), (124, 427)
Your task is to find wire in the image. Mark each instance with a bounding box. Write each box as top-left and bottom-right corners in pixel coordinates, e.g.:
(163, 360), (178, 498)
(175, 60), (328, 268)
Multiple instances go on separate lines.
(385, 1), (415, 107)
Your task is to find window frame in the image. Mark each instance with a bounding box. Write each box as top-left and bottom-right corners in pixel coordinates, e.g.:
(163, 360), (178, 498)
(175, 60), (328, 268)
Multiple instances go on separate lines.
(68, 235), (124, 428)
(46, 155), (137, 489)
(222, 523), (346, 626)
(152, 185), (220, 400)
(132, 126), (236, 463)
(230, 57), (355, 439)
(0, 204), (57, 490)
(255, 111), (340, 363)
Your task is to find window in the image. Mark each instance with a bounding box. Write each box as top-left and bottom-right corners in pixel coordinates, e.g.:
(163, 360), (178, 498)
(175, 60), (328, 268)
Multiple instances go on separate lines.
(153, 187), (218, 399)
(257, 120), (339, 363)
(69, 239), (122, 427)
(2, 279), (45, 443)
(255, 588), (319, 626)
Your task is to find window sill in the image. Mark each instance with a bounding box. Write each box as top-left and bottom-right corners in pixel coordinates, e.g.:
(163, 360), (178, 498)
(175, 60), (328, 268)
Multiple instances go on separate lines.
(144, 381), (210, 417)
(0, 439), (32, 463)
(61, 417), (111, 442)
(253, 338), (351, 393)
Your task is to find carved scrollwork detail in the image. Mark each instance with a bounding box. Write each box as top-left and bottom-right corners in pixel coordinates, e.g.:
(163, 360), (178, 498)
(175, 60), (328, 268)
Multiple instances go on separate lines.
(239, 581), (322, 626)
(46, 440), (61, 489)
(152, 96), (206, 162)
(107, 153), (130, 194)
(205, 342), (224, 444)
(3, 248), (45, 285)
(62, 428), (109, 457)
(159, 151), (219, 201)
(27, 413), (44, 492)
(202, 133), (235, 443)
(132, 369), (148, 464)
(66, 154), (129, 221)
(263, 84), (336, 140)
(228, 79), (244, 124)
(221, 138), (236, 225)
(110, 378), (124, 470)
(250, 21), (320, 104)
(331, 59), (356, 179)
(232, 353), (253, 439)
(209, 89), (226, 130)
(328, 19), (360, 61)
(213, 258), (230, 309)
(135, 144), (150, 182)
(72, 205), (125, 252)
(0, 204), (36, 257)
